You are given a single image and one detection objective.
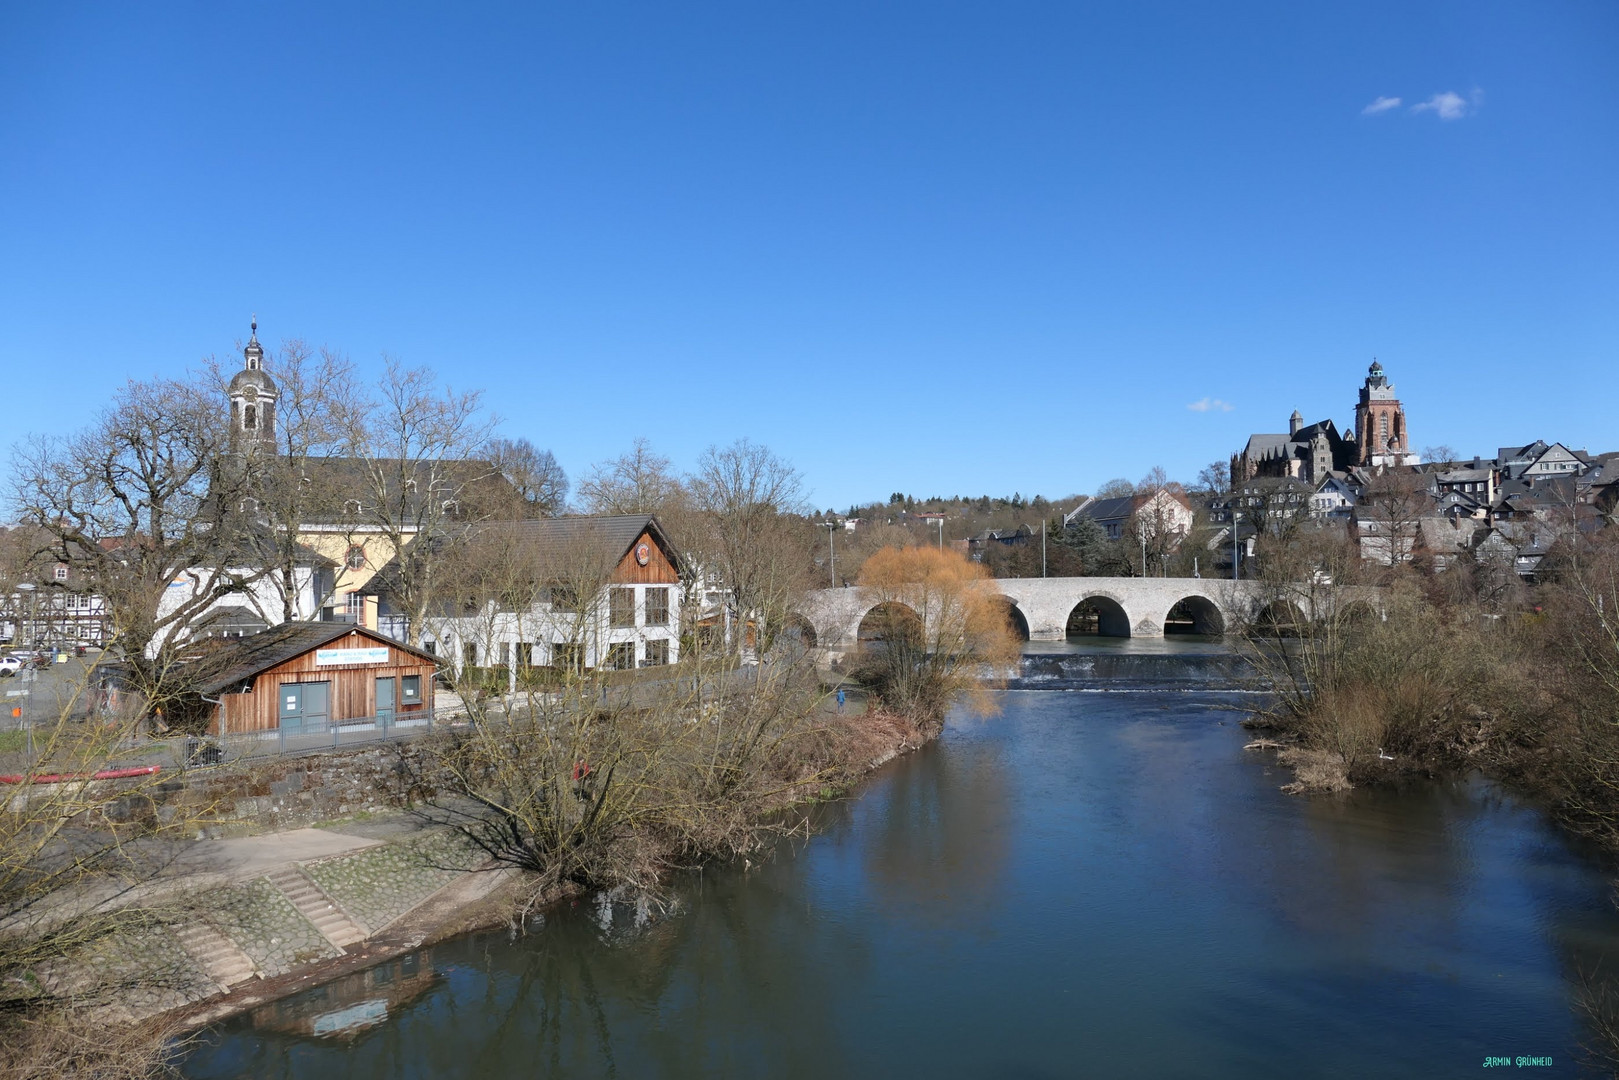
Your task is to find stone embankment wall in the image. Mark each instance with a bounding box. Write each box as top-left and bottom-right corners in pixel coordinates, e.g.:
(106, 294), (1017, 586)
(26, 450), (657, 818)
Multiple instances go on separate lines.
(168, 743), (426, 832)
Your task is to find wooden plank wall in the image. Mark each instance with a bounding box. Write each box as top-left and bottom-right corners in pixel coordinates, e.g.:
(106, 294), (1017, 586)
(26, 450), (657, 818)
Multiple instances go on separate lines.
(610, 528), (681, 585)
(218, 633), (437, 734)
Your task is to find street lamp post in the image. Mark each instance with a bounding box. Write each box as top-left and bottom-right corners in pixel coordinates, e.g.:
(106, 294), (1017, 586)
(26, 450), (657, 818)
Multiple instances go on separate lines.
(820, 521), (837, 586)
(1231, 511), (1241, 581)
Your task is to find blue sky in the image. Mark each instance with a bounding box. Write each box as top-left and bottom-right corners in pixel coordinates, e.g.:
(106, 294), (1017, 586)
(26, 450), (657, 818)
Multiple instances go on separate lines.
(2, 3), (1614, 510)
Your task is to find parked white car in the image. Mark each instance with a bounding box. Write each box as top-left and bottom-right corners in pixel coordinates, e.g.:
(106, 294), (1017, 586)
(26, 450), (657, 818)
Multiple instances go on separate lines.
(0, 656), (21, 677)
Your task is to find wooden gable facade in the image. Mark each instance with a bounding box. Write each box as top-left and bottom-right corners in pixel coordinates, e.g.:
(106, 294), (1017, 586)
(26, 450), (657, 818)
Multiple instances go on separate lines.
(212, 625), (438, 735)
(609, 525), (681, 587)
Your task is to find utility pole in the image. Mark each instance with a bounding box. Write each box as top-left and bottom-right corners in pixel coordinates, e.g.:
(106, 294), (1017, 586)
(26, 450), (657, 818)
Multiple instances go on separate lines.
(820, 521), (837, 586)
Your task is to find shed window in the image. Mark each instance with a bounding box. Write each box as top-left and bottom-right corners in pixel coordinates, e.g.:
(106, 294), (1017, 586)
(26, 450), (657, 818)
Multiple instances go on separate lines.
(401, 675), (422, 704)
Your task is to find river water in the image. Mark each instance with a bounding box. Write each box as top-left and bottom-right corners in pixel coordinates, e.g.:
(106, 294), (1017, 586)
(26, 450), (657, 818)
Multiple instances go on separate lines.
(181, 644), (1619, 1078)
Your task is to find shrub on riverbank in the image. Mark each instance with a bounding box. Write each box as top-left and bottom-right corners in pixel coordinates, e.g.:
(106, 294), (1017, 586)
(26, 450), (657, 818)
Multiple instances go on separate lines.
(393, 648), (914, 917)
(1243, 532), (1619, 854)
(844, 546), (1020, 734)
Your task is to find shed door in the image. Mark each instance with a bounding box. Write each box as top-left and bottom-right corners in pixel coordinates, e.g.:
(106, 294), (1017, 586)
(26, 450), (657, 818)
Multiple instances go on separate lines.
(375, 677), (396, 723)
(280, 681), (330, 734)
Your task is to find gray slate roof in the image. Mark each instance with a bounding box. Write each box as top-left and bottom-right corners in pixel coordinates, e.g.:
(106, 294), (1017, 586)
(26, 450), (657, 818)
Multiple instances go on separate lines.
(357, 514), (678, 599)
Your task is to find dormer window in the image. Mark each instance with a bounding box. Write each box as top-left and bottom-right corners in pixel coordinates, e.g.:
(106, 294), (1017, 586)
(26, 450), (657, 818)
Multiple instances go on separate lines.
(53, 565), (68, 582)
(345, 499), (364, 516)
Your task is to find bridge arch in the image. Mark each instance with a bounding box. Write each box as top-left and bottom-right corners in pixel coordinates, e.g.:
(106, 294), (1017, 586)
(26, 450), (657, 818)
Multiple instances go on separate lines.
(1164, 595), (1224, 636)
(779, 611), (818, 649)
(858, 601), (923, 650)
(1066, 594), (1132, 638)
(1338, 599), (1378, 625)
(1253, 598), (1307, 637)
(995, 596), (1031, 642)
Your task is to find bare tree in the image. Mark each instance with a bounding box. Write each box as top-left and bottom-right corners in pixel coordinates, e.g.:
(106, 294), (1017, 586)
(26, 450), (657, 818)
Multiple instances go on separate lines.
(1, 688), (218, 1076)
(489, 436), (569, 518)
(1197, 459), (1231, 495)
(576, 438), (682, 516)
(1358, 468), (1432, 567)
(340, 359), (499, 648)
(688, 439), (812, 654)
(1094, 477), (1135, 499)
(9, 377), (258, 712)
(208, 338), (363, 623)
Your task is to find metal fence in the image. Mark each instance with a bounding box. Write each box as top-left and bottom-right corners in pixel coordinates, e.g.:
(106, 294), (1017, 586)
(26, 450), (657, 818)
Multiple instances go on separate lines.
(176, 708), (439, 770)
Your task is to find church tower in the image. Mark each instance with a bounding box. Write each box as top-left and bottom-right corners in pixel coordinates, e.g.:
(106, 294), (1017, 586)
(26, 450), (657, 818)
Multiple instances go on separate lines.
(1353, 360), (1410, 467)
(228, 320), (278, 453)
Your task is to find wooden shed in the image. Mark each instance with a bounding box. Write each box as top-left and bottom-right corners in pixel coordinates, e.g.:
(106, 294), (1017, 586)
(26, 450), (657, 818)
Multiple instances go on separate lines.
(194, 623), (439, 736)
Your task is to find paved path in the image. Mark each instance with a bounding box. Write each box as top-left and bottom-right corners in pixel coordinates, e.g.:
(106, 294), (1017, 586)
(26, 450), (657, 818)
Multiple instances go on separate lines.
(169, 827), (389, 884)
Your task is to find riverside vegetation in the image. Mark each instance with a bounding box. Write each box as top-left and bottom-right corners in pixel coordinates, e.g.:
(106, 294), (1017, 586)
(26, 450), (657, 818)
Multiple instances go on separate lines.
(0, 542), (1011, 1080)
(1241, 525), (1619, 856)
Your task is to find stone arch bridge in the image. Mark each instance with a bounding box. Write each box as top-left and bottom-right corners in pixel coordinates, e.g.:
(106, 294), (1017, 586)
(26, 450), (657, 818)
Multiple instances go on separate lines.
(794, 577), (1377, 654)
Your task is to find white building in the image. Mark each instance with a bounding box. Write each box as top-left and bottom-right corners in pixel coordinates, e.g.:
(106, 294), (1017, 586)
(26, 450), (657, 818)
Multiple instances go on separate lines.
(363, 515), (687, 674)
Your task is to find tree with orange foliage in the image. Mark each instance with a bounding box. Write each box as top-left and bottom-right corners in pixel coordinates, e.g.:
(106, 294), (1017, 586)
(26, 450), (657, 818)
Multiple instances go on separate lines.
(849, 545), (1021, 733)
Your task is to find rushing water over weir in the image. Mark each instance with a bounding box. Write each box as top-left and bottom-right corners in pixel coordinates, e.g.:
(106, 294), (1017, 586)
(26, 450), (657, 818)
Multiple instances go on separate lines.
(182, 643), (1619, 1079)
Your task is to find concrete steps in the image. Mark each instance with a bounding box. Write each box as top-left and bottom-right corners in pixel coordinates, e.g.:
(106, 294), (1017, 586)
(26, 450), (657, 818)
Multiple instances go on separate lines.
(174, 921), (258, 991)
(265, 864), (367, 951)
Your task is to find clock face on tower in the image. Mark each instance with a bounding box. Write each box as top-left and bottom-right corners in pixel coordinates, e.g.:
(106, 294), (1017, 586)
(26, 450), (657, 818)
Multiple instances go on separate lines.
(635, 542), (651, 567)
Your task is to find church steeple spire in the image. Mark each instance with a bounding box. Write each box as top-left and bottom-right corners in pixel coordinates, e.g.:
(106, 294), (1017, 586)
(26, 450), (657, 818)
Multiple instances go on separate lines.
(243, 315), (264, 371)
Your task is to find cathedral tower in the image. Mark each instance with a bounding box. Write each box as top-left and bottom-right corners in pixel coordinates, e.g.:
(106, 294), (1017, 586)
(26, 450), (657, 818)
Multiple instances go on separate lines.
(1353, 360), (1410, 467)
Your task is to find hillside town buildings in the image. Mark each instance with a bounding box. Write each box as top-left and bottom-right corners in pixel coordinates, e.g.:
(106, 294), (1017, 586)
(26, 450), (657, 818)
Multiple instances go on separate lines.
(1219, 362), (1616, 577)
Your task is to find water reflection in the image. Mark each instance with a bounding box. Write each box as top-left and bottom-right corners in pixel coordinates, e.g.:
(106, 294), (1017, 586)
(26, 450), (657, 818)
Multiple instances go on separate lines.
(860, 739), (1013, 928)
(184, 692), (1619, 1079)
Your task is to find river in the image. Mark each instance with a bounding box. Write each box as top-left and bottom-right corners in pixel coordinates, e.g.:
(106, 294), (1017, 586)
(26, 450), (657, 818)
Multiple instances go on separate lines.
(180, 644), (1619, 1078)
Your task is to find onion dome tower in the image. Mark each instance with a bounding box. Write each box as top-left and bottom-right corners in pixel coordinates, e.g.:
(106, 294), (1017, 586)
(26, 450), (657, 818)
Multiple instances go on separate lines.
(228, 318), (278, 453)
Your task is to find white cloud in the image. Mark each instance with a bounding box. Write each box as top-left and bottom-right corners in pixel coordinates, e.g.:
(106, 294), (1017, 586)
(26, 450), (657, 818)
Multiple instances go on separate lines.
(1187, 397), (1233, 413)
(1411, 90), (1471, 120)
(1362, 96), (1402, 115)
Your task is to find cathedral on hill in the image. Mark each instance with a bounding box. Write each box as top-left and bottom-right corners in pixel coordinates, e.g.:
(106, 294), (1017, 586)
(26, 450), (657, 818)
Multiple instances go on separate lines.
(1229, 361), (1416, 485)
